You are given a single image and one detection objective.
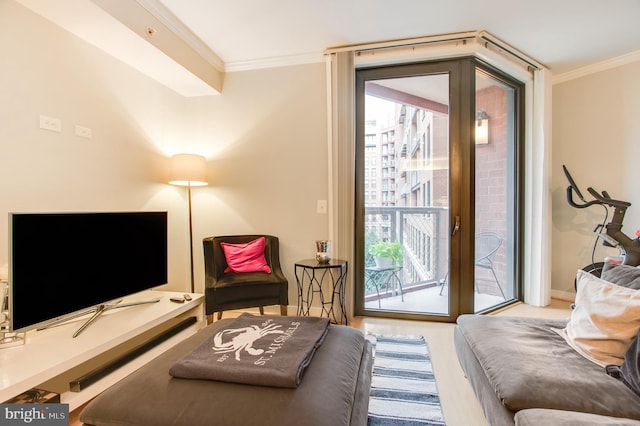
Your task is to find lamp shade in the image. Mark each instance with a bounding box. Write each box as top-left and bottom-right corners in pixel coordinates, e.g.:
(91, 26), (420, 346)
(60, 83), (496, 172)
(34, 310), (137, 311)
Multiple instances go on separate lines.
(169, 154), (208, 186)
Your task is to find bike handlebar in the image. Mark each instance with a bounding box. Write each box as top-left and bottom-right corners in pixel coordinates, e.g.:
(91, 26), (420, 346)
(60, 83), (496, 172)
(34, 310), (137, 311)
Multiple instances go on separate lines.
(563, 164), (640, 267)
(586, 187), (631, 209)
(562, 165), (585, 201)
(563, 164), (631, 209)
(566, 186), (598, 209)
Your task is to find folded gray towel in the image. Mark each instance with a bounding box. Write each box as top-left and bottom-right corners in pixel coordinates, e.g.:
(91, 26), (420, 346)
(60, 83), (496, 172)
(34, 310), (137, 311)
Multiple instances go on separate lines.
(169, 313), (330, 388)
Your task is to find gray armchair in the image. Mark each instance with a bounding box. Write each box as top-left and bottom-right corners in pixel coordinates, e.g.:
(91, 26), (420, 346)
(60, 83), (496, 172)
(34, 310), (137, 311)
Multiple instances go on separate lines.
(202, 235), (288, 324)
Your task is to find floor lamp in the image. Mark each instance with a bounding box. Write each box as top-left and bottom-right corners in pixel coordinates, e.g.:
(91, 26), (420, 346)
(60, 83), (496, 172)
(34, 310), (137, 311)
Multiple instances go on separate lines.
(169, 154), (208, 293)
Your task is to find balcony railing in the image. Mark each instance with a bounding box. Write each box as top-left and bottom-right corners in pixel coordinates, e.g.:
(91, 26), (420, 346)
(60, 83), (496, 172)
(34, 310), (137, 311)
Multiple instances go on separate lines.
(364, 206), (448, 297)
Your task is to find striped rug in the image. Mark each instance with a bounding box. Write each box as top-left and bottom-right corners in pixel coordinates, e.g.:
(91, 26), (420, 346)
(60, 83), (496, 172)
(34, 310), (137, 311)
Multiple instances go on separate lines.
(367, 334), (446, 426)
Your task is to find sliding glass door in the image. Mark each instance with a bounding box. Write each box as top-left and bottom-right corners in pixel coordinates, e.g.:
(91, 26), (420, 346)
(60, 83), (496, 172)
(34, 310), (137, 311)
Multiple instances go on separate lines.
(354, 59), (522, 321)
(474, 67), (521, 312)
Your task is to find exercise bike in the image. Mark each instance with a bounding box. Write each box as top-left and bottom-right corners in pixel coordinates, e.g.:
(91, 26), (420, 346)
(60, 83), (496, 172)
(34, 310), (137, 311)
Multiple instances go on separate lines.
(563, 165), (640, 288)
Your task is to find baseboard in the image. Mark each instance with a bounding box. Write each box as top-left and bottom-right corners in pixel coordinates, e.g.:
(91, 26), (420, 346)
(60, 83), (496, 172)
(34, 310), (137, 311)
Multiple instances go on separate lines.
(551, 289), (575, 303)
(250, 305), (325, 317)
(222, 305), (326, 318)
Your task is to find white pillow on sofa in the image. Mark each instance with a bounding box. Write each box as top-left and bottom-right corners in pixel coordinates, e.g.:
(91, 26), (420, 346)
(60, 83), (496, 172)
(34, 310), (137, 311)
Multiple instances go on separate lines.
(553, 269), (640, 367)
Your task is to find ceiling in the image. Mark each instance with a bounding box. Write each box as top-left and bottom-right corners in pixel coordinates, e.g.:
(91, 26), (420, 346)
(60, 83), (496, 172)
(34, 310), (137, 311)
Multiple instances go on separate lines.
(158, 0), (640, 73)
(15, 0), (640, 96)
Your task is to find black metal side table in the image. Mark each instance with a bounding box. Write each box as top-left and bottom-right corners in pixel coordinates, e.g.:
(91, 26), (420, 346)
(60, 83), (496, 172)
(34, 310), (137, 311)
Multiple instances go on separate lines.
(294, 259), (348, 325)
(364, 266), (404, 308)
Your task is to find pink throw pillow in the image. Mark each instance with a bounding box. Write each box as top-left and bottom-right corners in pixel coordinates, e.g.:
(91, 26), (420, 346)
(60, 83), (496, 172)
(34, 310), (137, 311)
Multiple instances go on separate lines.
(221, 237), (271, 274)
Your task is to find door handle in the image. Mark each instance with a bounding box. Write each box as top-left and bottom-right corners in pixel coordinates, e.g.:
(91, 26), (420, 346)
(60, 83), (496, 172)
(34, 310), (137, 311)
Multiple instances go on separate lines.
(451, 215), (460, 236)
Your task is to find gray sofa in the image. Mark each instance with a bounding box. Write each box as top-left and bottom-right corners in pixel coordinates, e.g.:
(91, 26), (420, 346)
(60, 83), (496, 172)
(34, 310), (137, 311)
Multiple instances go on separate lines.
(455, 263), (640, 425)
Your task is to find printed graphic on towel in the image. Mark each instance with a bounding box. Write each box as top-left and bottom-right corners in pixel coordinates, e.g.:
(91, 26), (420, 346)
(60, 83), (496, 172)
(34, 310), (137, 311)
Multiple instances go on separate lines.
(211, 318), (301, 365)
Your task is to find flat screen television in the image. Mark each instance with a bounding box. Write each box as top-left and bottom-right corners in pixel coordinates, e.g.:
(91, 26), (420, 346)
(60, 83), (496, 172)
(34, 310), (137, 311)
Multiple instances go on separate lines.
(9, 211), (168, 336)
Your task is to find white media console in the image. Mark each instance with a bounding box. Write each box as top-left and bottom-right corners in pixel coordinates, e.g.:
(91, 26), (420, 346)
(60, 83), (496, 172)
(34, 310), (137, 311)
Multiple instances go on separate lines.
(0, 290), (204, 410)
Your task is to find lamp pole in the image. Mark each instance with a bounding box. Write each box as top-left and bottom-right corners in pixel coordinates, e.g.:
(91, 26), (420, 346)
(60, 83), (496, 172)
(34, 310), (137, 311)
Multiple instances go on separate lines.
(187, 183), (195, 293)
(168, 153), (208, 294)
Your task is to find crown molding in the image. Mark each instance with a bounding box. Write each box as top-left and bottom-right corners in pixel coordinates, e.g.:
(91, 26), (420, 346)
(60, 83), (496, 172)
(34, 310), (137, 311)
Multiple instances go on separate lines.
(225, 52), (324, 73)
(553, 49), (640, 84)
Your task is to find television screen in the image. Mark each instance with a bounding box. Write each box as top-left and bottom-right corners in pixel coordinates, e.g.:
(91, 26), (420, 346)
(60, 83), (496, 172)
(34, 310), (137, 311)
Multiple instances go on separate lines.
(9, 212), (168, 333)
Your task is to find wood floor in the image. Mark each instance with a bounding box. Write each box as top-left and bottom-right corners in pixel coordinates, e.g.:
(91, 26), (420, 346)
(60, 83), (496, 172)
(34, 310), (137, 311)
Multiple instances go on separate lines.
(69, 299), (572, 426)
(350, 299), (573, 426)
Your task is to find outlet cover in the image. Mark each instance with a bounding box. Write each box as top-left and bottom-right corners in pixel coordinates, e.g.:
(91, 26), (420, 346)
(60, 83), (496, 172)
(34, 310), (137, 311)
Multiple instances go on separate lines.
(75, 125), (92, 139)
(39, 115), (62, 132)
(317, 200), (327, 214)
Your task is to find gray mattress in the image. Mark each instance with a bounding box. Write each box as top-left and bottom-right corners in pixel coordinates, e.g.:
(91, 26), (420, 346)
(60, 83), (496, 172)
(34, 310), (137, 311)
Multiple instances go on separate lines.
(81, 319), (373, 426)
(455, 315), (640, 424)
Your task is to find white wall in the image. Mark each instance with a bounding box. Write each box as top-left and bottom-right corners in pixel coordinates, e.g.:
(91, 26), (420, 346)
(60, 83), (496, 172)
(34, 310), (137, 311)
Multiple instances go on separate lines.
(183, 65), (330, 295)
(7, 0), (639, 308)
(552, 60), (640, 296)
(0, 2), (329, 306)
(0, 1), (184, 289)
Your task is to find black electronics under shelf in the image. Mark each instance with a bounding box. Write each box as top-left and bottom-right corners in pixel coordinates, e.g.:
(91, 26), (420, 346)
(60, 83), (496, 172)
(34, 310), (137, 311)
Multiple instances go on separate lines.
(69, 316), (197, 392)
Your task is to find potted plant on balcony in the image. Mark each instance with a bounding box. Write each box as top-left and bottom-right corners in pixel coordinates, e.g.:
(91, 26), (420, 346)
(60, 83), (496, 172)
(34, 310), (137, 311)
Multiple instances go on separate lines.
(368, 241), (403, 268)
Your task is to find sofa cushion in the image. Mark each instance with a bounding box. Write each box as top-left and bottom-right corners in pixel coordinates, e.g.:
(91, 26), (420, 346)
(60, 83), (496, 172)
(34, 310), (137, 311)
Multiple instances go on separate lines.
(456, 314), (640, 419)
(607, 329), (640, 398)
(515, 408), (640, 426)
(602, 263), (640, 289)
(554, 270), (640, 366)
(620, 331), (640, 397)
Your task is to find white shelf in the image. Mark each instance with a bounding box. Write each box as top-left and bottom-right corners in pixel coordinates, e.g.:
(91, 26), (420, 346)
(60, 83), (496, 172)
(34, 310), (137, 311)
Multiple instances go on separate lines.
(0, 290), (204, 409)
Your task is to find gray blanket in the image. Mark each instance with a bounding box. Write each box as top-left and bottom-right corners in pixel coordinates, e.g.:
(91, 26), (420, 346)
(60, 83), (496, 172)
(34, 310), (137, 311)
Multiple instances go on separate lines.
(169, 313), (330, 388)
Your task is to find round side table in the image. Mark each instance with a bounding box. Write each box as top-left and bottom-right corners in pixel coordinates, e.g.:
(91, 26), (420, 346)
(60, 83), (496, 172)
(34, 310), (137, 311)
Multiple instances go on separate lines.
(364, 265), (404, 308)
(294, 259), (348, 325)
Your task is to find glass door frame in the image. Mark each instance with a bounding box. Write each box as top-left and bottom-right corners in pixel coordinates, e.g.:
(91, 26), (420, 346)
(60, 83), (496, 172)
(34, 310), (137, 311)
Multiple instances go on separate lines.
(354, 58), (466, 322)
(473, 62), (526, 314)
(353, 57), (524, 322)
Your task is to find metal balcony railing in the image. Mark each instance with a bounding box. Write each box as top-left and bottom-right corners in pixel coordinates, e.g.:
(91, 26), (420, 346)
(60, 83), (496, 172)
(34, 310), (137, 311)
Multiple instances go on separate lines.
(364, 206), (448, 297)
